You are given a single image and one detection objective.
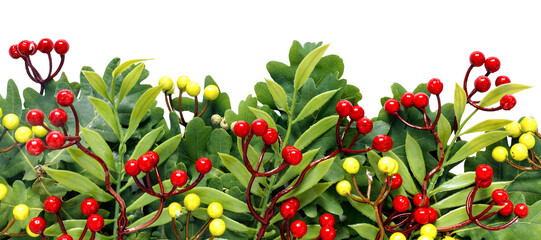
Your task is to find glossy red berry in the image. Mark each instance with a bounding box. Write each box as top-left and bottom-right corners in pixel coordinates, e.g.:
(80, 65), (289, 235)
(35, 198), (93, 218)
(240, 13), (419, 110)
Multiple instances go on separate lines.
(196, 157), (212, 174)
(349, 105), (365, 121)
(280, 202), (296, 219)
(233, 120), (250, 137)
(44, 196), (62, 214)
(476, 164), (493, 181)
(124, 159), (140, 176)
(320, 226), (336, 240)
(485, 57), (500, 73)
(26, 138), (45, 156)
(251, 119), (268, 136)
(17, 40), (37, 56)
(28, 217), (46, 235)
(495, 76), (511, 86)
(427, 78), (443, 95)
(81, 198), (99, 216)
(87, 214), (104, 232)
(500, 95), (516, 111)
(384, 99), (400, 115)
(499, 200), (513, 216)
(336, 100), (353, 117)
(492, 189), (509, 205)
(26, 109), (45, 126)
(290, 220), (307, 238)
(49, 108), (68, 127)
(262, 128), (278, 145)
(514, 203), (528, 218)
(413, 193), (430, 208)
(38, 38), (54, 53)
(56, 90), (74, 107)
(392, 195), (410, 212)
(282, 146), (302, 165)
(476, 177), (493, 188)
(285, 197), (300, 211)
(171, 170), (188, 187)
(414, 207), (430, 224)
(319, 213), (335, 227)
(413, 93), (429, 108)
(9, 45), (21, 59)
(58, 235), (73, 240)
(356, 117), (373, 134)
(146, 151), (159, 162)
(54, 39), (70, 55)
(372, 135), (393, 152)
(427, 207), (438, 223)
(474, 76), (491, 93)
(138, 153), (157, 172)
(470, 51), (485, 67)
(46, 130), (65, 149)
(400, 92), (415, 108)
(391, 173), (402, 189)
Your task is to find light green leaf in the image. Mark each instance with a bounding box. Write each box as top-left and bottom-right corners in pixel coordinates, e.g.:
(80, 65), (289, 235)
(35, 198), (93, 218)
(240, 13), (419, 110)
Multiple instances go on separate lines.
(44, 219), (115, 236)
(219, 153), (264, 196)
(294, 44), (330, 91)
(82, 71), (111, 102)
(431, 181), (511, 209)
(43, 166), (114, 202)
(248, 107), (277, 130)
(125, 85), (163, 140)
(273, 149), (319, 188)
(293, 89), (338, 123)
(188, 187), (249, 213)
(265, 78), (289, 113)
(383, 151), (419, 195)
(155, 134), (182, 165)
(117, 63), (145, 104)
(191, 208), (256, 233)
(112, 58), (151, 81)
(128, 127), (163, 160)
(67, 148), (116, 184)
(405, 133), (426, 185)
(455, 83), (467, 123)
(279, 158), (335, 201)
(429, 172), (475, 196)
(88, 97), (119, 138)
(349, 223), (380, 240)
(444, 131), (509, 166)
(126, 180), (173, 212)
(82, 128), (116, 172)
(437, 114), (452, 147)
(127, 207), (170, 229)
(479, 83), (532, 107)
(460, 119), (513, 135)
(294, 115), (339, 151)
(435, 204), (502, 228)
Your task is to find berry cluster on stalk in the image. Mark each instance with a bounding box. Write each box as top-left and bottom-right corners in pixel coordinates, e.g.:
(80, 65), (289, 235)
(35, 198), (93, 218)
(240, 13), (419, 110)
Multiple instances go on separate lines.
(492, 117), (541, 171)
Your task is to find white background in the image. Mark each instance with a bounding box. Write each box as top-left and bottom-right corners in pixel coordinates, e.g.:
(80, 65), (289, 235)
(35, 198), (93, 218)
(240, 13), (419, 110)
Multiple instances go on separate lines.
(0, 0), (539, 133)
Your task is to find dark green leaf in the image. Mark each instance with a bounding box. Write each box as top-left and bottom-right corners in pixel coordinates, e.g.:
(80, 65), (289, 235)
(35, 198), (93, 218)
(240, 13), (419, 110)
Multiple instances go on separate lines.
(405, 133), (426, 184)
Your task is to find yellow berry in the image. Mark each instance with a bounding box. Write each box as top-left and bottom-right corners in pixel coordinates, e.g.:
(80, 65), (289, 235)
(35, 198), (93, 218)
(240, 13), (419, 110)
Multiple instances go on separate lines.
(208, 218), (226, 236)
(390, 158), (399, 175)
(177, 75), (190, 90)
(32, 124), (48, 138)
(168, 202), (182, 218)
(26, 224), (39, 237)
(420, 224), (437, 238)
(342, 157), (360, 174)
(207, 202), (223, 219)
(442, 237), (456, 240)
(13, 203), (29, 220)
(2, 113), (20, 130)
(520, 117), (538, 133)
(389, 232), (407, 240)
(378, 156), (396, 174)
(519, 133), (536, 149)
(158, 76), (174, 92)
(203, 85), (220, 101)
(492, 146), (508, 162)
(0, 183), (7, 200)
(510, 143), (528, 161)
(418, 236), (433, 240)
(186, 82), (201, 97)
(505, 121), (522, 138)
(184, 193), (200, 211)
(336, 180), (351, 196)
(15, 126), (33, 143)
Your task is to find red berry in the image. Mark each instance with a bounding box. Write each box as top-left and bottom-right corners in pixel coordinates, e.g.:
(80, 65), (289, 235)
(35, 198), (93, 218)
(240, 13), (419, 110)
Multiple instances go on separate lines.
(196, 157), (212, 174)
(280, 202), (296, 219)
(492, 189), (509, 205)
(400, 92), (415, 108)
(391, 173), (402, 189)
(54, 39), (70, 55)
(499, 200), (513, 216)
(38, 38), (54, 53)
(384, 99), (400, 115)
(476, 177), (493, 188)
(87, 214), (104, 232)
(44, 196), (62, 214)
(336, 100), (353, 117)
(146, 151), (159, 162)
(349, 105), (365, 121)
(319, 226), (336, 240)
(470, 51), (485, 67)
(413, 93), (429, 108)
(28, 217), (46, 235)
(282, 145), (302, 165)
(485, 57), (500, 73)
(17, 40), (37, 56)
(58, 235), (73, 240)
(427, 78), (443, 95)
(495, 76), (511, 86)
(514, 203), (528, 218)
(356, 117), (373, 134)
(413, 193), (429, 208)
(319, 213), (335, 227)
(56, 90), (74, 107)
(372, 135), (393, 152)
(251, 119), (268, 136)
(262, 128), (278, 145)
(427, 207), (438, 223)
(124, 159), (140, 176)
(26, 109), (45, 126)
(46, 130), (65, 149)
(9, 45), (21, 59)
(171, 170), (188, 187)
(138, 154), (157, 172)
(290, 220), (307, 238)
(233, 120), (250, 137)
(500, 95), (516, 111)
(285, 197), (300, 211)
(393, 195), (410, 212)
(81, 198), (99, 216)
(49, 108), (68, 127)
(476, 164), (493, 181)
(474, 76), (491, 93)
(26, 138), (45, 156)
(414, 208), (430, 224)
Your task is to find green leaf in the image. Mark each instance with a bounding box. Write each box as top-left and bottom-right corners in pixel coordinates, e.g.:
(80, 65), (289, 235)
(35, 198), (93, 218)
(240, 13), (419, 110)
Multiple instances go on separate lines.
(293, 89), (338, 123)
(112, 59), (151, 82)
(429, 172), (475, 196)
(43, 166), (114, 202)
(383, 151), (419, 195)
(125, 84), (163, 140)
(479, 83), (532, 107)
(265, 78), (289, 113)
(155, 134), (182, 165)
(126, 180), (174, 212)
(273, 149), (319, 188)
(82, 71), (111, 102)
(437, 114), (452, 147)
(294, 115), (339, 151)
(405, 133), (426, 185)
(127, 208), (170, 229)
(248, 107), (277, 130)
(191, 208), (256, 233)
(218, 153), (264, 196)
(454, 83), (467, 123)
(187, 187), (248, 213)
(435, 204), (502, 228)
(349, 223), (380, 240)
(128, 126), (163, 160)
(431, 181), (511, 209)
(279, 157), (335, 201)
(460, 119), (514, 135)
(294, 44), (330, 91)
(117, 63), (145, 105)
(68, 148), (116, 184)
(44, 219), (115, 236)
(88, 97), (120, 138)
(444, 131), (510, 167)
(82, 128), (116, 172)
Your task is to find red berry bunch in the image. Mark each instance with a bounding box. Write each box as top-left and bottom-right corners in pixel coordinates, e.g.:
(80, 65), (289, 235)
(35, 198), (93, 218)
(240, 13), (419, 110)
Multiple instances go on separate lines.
(282, 145), (303, 165)
(137, 151), (159, 172)
(318, 213), (336, 240)
(475, 164), (493, 188)
(413, 206), (438, 224)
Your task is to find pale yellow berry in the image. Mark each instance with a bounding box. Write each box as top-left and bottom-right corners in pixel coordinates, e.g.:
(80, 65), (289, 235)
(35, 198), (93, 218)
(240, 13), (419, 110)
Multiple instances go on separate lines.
(390, 158), (399, 175)
(336, 180), (351, 196)
(184, 193), (200, 211)
(389, 232), (407, 240)
(505, 121), (522, 138)
(208, 218), (226, 236)
(186, 82), (201, 97)
(420, 223), (438, 238)
(15, 126), (33, 143)
(510, 143), (528, 161)
(13, 204), (29, 220)
(2, 113), (20, 130)
(32, 124), (48, 138)
(519, 133), (536, 149)
(0, 183), (8, 200)
(417, 236), (433, 240)
(378, 156), (397, 174)
(342, 157), (360, 174)
(203, 85), (220, 101)
(168, 202), (182, 218)
(207, 202), (223, 219)
(158, 76), (174, 92)
(520, 117), (538, 133)
(492, 146), (508, 162)
(177, 75), (190, 90)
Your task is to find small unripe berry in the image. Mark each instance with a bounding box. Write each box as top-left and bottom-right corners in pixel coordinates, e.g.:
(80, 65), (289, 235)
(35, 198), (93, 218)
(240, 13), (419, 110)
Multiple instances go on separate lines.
(420, 223), (437, 239)
(168, 202), (182, 218)
(209, 218), (226, 236)
(378, 157), (397, 174)
(211, 114), (222, 125)
(32, 125), (48, 138)
(15, 126), (32, 143)
(184, 193), (201, 211)
(390, 232), (407, 240)
(159, 76), (174, 92)
(520, 117), (537, 133)
(207, 202), (223, 219)
(0, 184), (7, 201)
(492, 146), (508, 162)
(510, 143), (528, 161)
(13, 204), (30, 220)
(342, 157), (360, 174)
(220, 119), (229, 130)
(505, 121), (522, 138)
(2, 113), (20, 130)
(519, 133), (536, 149)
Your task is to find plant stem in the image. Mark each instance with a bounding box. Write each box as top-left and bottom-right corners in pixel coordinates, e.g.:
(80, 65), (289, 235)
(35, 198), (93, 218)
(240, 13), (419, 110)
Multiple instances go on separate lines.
(444, 109), (478, 161)
(283, 87), (298, 147)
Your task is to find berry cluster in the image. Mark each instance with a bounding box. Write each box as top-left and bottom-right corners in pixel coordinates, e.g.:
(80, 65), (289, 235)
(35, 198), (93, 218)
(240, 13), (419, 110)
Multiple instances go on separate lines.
(493, 117), (540, 171)
(169, 194), (227, 239)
